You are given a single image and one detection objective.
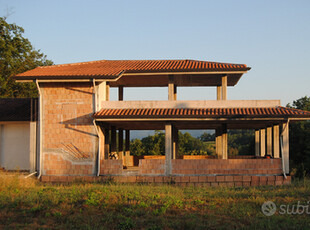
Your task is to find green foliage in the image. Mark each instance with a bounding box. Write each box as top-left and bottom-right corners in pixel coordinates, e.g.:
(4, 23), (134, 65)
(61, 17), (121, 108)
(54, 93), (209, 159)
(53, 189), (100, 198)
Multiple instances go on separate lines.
(287, 96), (310, 178)
(287, 96), (310, 111)
(0, 17), (53, 98)
(130, 139), (145, 156)
(199, 132), (215, 142)
(141, 131), (165, 155)
(130, 129), (257, 157)
(228, 130), (255, 156)
(130, 131), (216, 156)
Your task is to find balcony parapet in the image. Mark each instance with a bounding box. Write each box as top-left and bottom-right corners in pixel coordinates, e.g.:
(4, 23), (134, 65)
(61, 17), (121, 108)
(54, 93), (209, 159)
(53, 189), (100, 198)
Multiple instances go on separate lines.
(101, 100), (280, 110)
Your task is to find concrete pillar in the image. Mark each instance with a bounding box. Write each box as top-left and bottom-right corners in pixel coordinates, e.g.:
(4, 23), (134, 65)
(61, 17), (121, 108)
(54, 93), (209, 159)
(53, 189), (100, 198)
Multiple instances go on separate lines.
(222, 124), (228, 159)
(111, 126), (117, 158)
(255, 129), (260, 157)
(106, 83), (110, 101)
(281, 122), (289, 174)
(266, 126), (272, 156)
(118, 86), (124, 101)
(221, 75), (227, 100)
(165, 123), (172, 175)
(168, 75), (176, 101)
(273, 125), (280, 158)
(172, 126), (178, 159)
(98, 81), (107, 110)
(168, 83), (176, 101)
(125, 130), (130, 166)
(125, 130), (130, 155)
(97, 126), (105, 161)
(215, 127), (223, 159)
(173, 85), (177, 101)
(118, 128), (124, 160)
(217, 86), (222, 100)
(29, 121), (37, 173)
(104, 128), (110, 159)
(260, 129), (266, 157)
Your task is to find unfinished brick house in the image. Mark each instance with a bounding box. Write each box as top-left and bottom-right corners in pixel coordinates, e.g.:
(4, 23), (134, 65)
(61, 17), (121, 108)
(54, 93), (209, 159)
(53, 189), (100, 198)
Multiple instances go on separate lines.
(15, 59), (310, 186)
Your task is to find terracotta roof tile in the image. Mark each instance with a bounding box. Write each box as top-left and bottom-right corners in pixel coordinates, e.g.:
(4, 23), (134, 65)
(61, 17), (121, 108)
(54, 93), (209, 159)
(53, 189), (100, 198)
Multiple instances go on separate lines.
(93, 106), (310, 119)
(15, 59), (250, 80)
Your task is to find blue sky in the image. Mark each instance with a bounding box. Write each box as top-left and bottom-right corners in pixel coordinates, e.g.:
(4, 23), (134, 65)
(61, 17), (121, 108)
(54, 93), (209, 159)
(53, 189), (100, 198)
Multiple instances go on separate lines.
(1, 0), (310, 105)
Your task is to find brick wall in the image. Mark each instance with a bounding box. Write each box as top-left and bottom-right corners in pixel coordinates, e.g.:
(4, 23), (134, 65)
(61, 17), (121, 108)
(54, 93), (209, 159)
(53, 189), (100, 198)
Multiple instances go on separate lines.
(43, 152), (93, 175)
(137, 158), (282, 176)
(41, 174), (292, 187)
(172, 159), (282, 175)
(139, 159), (165, 175)
(41, 82), (97, 176)
(182, 155), (216, 159)
(100, 160), (123, 175)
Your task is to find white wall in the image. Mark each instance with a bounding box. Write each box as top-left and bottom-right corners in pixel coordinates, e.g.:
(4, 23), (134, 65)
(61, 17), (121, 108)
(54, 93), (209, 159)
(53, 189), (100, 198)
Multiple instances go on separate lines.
(0, 123), (30, 170)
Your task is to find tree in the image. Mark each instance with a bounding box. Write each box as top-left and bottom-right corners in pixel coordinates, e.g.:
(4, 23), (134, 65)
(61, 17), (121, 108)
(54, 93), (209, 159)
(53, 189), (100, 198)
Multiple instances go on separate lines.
(287, 96), (310, 178)
(228, 130), (255, 156)
(130, 139), (144, 156)
(0, 17), (53, 98)
(199, 132), (215, 142)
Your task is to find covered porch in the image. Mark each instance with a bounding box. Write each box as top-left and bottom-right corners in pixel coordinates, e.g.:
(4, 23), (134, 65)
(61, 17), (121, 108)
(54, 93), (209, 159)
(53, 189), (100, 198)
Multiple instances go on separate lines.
(91, 105), (307, 185)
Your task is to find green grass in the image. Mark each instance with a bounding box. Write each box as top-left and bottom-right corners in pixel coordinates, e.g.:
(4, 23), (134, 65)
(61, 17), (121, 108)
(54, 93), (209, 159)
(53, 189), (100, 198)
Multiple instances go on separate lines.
(0, 173), (310, 229)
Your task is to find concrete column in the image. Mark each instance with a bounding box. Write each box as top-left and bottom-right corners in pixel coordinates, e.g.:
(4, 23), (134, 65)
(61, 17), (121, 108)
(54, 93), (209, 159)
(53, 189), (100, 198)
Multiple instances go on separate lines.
(222, 124), (228, 159)
(168, 75), (176, 101)
(97, 126), (106, 175)
(260, 129), (266, 157)
(125, 130), (130, 155)
(217, 86), (222, 100)
(97, 126), (105, 161)
(111, 126), (117, 158)
(106, 83), (110, 101)
(118, 86), (124, 101)
(125, 130), (130, 166)
(168, 83), (176, 101)
(165, 123), (172, 175)
(173, 85), (177, 101)
(215, 127), (223, 159)
(104, 128), (110, 159)
(266, 126), (272, 156)
(221, 75), (227, 100)
(273, 125), (280, 158)
(281, 122), (289, 174)
(255, 129), (260, 157)
(172, 126), (178, 159)
(29, 121), (37, 173)
(118, 128), (124, 160)
(98, 81), (107, 110)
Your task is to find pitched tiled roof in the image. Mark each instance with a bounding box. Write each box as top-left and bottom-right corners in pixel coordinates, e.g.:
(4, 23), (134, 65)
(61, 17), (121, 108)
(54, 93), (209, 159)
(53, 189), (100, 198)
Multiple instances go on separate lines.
(0, 98), (38, 121)
(15, 59), (250, 79)
(93, 106), (310, 119)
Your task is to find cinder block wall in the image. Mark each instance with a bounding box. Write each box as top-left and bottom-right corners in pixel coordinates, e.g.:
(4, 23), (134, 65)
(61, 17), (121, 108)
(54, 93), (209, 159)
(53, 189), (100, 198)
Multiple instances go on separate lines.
(139, 159), (165, 174)
(171, 159), (282, 175)
(100, 159), (123, 175)
(41, 82), (97, 176)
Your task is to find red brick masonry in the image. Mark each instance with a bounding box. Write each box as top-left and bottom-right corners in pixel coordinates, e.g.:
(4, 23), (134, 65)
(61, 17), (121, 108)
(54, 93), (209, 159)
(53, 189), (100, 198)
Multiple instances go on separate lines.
(41, 174), (291, 187)
(43, 153), (93, 175)
(139, 158), (282, 175)
(41, 158), (291, 186)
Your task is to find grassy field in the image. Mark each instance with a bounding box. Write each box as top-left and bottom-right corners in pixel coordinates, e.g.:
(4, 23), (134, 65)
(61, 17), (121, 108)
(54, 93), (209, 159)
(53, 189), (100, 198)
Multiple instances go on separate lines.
(0, 173), (310, 230)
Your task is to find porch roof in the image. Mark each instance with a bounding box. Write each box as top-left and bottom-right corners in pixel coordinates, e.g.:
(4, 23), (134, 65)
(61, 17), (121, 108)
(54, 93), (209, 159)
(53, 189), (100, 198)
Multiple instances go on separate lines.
(93, 106), (310, 120)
